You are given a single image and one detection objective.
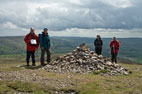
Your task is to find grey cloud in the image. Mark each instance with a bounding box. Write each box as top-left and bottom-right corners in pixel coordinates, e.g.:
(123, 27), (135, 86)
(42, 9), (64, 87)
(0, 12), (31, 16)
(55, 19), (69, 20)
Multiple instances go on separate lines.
(0, 0), (142, 33)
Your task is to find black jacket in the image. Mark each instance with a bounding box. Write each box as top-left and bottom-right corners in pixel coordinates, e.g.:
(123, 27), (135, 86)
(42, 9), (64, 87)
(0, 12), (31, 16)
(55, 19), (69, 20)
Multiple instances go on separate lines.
(94, 39), (103, 48)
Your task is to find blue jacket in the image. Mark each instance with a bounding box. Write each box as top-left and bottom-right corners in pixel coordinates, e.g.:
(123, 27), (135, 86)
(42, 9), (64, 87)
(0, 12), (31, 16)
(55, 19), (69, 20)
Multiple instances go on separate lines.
(39, 32), (51, 49)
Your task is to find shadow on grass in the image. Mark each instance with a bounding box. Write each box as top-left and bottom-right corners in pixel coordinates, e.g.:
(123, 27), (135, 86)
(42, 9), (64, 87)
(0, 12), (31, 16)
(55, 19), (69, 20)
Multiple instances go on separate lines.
(23, 65), (44, 70)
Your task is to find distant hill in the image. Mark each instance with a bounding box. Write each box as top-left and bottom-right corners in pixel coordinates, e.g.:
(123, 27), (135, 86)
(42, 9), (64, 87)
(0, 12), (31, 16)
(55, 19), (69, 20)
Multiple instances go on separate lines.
(0, 36), (141, 63)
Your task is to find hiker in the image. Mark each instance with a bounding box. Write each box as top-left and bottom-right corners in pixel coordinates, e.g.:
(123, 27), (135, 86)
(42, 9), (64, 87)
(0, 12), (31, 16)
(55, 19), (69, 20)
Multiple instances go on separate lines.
(39, 28), (51, 66)
(94, 35), (103, 55)
(110, 37), (120, 63)
(24, 28), (39, 66)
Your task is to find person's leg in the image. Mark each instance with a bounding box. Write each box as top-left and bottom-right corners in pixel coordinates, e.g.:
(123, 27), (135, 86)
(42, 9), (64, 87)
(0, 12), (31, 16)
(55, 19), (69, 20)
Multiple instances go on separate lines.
(98, 48), (102, 55)
(97, 48), (100, 55)
(115, 53), (118, 63)
(40, 48), (45, 65)
(100, 48), (102, 55)
(31, 51), (36, 66)
(95, 48), (99, 55)
(26, 51), (31, 66)
(111, 53), (114, 63)
(95, 48), (98, 54)
(46, 48), (51, 63)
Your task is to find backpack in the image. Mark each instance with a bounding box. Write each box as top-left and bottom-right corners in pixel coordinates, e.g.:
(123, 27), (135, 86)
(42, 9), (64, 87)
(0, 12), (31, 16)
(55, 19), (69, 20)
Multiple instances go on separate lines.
(38, 34), (44, 45)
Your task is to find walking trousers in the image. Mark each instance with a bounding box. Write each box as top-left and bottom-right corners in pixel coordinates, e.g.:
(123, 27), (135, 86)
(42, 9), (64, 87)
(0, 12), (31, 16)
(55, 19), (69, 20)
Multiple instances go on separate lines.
(26, 51), (35, 65)
(111, 53), (118, 63)
(40, 48), (51, 65)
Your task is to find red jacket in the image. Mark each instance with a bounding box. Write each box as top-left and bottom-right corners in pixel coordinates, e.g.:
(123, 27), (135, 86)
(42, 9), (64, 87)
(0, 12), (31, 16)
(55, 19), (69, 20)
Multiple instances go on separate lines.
(110, 40), (120, 54)
(24, 33), (39, 51)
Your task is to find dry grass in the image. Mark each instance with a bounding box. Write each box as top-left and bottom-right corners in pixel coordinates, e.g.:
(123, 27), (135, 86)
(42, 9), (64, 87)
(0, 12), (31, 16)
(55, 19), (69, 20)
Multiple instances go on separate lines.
(0, 56), (142, 94)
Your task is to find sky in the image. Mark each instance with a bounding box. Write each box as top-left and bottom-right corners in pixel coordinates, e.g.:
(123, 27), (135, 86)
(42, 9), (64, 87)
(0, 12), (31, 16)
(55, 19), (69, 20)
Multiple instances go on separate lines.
(0, 0), (142, 38)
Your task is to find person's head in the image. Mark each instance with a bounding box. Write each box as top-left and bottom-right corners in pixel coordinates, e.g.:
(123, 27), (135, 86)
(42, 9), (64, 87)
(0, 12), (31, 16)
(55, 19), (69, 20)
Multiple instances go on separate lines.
(43, 28), (48, 34)
(97, 35), (101, 40)
(113, 37), (117, 41)
(30, 28), (35, 35)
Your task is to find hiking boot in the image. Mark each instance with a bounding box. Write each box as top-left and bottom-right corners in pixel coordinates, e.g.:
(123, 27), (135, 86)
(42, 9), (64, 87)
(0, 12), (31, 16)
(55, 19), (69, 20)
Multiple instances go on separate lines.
(41, 63), (46, 66)
(47, 62), (50, 64)
(27, 64), (29, 66)
(47, 60), (51, 64)
(32, 63), (36, 66)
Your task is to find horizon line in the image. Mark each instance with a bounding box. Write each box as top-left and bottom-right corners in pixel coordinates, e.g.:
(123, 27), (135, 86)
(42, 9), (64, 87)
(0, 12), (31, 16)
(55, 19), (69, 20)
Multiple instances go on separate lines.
(0, 35), (141, 38)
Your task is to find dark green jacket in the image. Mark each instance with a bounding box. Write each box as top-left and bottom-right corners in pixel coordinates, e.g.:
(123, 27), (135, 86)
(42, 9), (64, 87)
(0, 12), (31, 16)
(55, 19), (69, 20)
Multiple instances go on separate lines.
(39, 32), (51, 49)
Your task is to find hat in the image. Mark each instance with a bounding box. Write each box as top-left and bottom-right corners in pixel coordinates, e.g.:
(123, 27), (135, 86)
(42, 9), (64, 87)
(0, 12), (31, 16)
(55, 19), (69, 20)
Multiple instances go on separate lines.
(97, 35), (100, 37)
(44, 28), (48, 31)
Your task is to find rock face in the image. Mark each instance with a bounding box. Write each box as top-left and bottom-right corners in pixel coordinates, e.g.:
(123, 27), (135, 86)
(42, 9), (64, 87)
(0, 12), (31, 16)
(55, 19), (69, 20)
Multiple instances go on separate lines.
(42, 43), (129, 75)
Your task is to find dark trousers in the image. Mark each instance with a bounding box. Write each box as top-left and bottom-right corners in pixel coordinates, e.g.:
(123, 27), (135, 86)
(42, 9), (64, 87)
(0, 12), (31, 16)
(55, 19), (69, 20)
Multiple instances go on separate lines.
(111, 53), (118, 63)
(95, 48), (102, 55)
(26, 51), (35, 65)
(40, 48), (51, 65)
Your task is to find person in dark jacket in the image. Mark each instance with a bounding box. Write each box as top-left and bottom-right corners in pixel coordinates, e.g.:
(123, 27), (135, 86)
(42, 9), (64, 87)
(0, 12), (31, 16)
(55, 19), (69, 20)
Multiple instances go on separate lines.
(110, 37), (120, 63)
(24, 28), (39, 66)
(39, 28), (51, 66)
(94, 35), (103, 55)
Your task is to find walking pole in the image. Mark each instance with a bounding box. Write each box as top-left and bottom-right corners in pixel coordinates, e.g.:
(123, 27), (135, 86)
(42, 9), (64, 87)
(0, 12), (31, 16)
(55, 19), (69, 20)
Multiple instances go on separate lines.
(112, 43), (115, 64)
(35, 48), (39, 60)
(36, 48), (38, 56)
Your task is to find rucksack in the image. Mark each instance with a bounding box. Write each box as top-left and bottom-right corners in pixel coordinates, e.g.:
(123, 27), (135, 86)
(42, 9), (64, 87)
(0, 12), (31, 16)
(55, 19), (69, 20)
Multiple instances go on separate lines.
(38, 33), (50, 45)
(38, 34), (44, 45)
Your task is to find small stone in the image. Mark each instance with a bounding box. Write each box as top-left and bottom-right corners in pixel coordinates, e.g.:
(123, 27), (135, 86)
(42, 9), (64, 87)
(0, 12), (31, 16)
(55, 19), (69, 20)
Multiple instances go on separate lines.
(106, 61), (112, 66)
(42, 43), (129, 75)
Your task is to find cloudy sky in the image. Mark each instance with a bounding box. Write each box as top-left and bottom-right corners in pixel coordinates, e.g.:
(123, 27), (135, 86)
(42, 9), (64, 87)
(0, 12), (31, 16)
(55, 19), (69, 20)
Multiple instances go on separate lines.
(0, 0), (142, 37)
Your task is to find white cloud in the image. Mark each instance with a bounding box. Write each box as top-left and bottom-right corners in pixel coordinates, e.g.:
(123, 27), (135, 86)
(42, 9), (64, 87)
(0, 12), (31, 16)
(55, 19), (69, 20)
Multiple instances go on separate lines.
(49, 28), (142, 38)
(102, 0), (132, 8)
(2, 22), (18, 29)
(0, 0), (142, 37)
(69, 0), (82, 5)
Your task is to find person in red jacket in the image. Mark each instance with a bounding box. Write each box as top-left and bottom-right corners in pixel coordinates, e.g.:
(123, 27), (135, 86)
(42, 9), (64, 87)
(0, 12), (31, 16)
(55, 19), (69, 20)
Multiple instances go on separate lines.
(24, 28), (39, 66)
(110, 37), (120, 63)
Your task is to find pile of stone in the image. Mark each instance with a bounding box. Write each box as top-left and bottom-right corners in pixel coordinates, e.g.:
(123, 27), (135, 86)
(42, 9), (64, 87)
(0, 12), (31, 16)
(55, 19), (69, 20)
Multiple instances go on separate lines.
(42, 43), (130, 75)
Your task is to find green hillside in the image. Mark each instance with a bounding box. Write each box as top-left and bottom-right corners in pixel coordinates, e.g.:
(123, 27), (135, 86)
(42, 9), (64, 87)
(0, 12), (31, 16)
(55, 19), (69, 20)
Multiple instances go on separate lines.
(0, 36), (141, 63)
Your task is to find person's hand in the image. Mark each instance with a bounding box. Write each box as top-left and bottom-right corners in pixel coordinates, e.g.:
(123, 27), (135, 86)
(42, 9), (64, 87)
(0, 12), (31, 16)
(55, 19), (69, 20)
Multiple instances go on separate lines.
(28, 42), (32, 45)
(41, 47), (44, 50)
(35, 47), (38, 51)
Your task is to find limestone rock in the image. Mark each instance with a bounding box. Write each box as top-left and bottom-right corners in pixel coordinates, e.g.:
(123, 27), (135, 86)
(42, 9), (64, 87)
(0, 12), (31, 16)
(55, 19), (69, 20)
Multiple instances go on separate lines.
(42, 43), (129, 75)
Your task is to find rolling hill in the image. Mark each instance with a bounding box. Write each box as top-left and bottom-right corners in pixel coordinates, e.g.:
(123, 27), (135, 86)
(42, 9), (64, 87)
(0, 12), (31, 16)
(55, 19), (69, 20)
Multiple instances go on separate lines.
(0, 36), (141, 63)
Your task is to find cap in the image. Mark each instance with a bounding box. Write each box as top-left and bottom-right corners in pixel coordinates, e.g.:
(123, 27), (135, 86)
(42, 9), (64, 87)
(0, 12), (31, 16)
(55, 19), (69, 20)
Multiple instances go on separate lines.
(44, 28), (48, 31)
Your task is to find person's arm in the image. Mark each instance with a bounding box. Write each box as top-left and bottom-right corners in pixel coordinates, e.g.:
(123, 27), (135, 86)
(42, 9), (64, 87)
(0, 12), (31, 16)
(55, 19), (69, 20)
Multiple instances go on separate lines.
(48, 35), (51, 48)
(110, 41), (112, 48)
(24, 34), (30, 44)
(94, 40), (96, 46)
(35, 35), (39, 49)
(116, 41), (120, 49)
(39, 34), (43, 48)
(101, 40), (103, 46)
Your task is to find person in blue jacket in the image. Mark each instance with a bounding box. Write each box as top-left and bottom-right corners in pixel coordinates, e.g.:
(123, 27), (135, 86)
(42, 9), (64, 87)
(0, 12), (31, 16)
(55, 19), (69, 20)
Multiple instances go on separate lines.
(39, 28), (51, 66)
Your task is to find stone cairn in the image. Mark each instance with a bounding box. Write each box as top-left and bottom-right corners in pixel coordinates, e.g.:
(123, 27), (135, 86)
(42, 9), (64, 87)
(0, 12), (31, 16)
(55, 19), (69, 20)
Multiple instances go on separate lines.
(42, 43), (130, 75)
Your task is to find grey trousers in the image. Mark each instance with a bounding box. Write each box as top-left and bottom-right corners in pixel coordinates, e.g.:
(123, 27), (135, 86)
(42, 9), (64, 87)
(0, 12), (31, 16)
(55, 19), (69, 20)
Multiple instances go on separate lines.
(40, 48), (51, 65)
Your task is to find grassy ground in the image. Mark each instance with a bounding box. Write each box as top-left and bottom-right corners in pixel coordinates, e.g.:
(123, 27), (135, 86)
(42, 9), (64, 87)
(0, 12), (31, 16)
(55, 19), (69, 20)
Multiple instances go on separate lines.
(0, 56), (142, 94)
